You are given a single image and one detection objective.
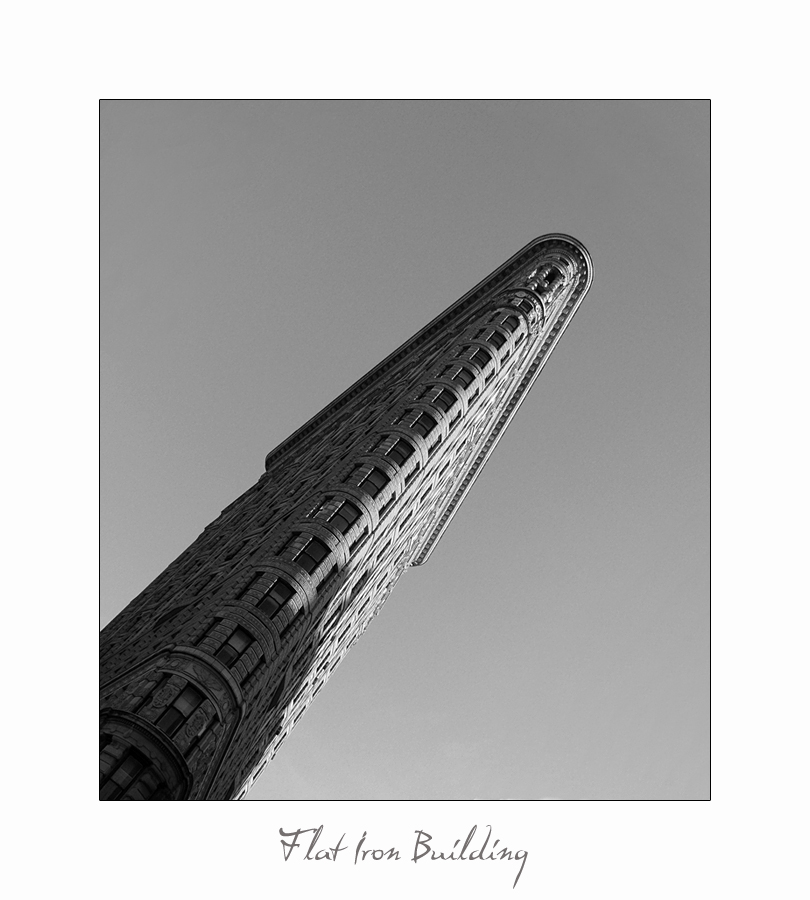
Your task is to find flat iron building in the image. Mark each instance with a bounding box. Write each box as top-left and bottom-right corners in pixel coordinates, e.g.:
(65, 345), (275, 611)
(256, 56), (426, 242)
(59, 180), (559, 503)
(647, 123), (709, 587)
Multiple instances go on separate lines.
(100, 234), (593, 800)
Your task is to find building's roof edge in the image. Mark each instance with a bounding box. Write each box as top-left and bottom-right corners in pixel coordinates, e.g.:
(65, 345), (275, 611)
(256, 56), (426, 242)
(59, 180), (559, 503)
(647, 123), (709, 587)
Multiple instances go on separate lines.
(264, 235), (592, 474)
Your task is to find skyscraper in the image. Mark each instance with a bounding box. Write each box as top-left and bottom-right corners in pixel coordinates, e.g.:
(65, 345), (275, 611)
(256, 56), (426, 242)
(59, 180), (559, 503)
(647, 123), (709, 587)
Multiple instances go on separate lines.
(100, 233), (593, 800)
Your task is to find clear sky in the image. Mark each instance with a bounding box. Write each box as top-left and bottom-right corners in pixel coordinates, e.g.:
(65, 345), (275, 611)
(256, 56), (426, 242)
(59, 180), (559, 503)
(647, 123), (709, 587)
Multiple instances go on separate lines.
(101, 100), (708, 800)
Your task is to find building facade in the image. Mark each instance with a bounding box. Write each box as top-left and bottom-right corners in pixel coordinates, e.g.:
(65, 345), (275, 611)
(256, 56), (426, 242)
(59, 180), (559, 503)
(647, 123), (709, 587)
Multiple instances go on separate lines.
(100, 234), (593, 800)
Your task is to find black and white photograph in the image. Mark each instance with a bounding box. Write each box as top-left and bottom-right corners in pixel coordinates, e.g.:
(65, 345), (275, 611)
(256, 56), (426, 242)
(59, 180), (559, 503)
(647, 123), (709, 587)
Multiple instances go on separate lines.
(2, 0), (806, 886)
(100, 100), (709, 804)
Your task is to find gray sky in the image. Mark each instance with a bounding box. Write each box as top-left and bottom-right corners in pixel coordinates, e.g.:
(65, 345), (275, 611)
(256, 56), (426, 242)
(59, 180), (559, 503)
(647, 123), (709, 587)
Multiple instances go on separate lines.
(101, 100), (708, 800)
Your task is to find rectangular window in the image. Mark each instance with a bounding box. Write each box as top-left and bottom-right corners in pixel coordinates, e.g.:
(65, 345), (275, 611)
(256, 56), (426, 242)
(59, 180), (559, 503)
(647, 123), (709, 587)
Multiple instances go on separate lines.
(258, 578), (295, 617)
(411, 412), (437, 438)
(385, 438), (415, 466)
(215, 626), (254, 668)
(328, 500), (361, 533)
(156, 684), (205, 737)
(433, 389), (457, 412)
(490, 331), (506, 349)
(404, 464), (420, 485)
(471, 347), (492, 369)
(294, 537), (330, 574)
(451, 366), (474, 388)
(503, 315), (519, 331)
(359, 468), (389, 498)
